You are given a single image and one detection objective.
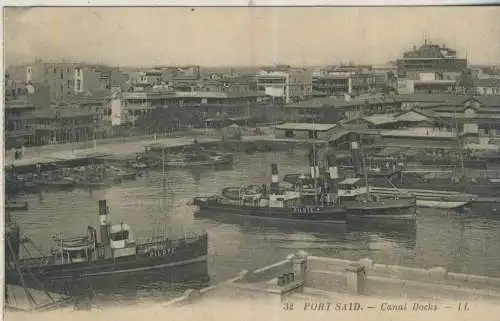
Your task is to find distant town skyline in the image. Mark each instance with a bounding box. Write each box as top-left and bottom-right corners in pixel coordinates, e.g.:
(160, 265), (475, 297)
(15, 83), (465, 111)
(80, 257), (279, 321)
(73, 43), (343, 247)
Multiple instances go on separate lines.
(4, 6), (500, 67)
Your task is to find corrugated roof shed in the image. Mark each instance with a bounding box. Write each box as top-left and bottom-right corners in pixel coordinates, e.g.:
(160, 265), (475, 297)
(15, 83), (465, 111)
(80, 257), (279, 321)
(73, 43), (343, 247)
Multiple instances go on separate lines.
(362, 114), (398, 126)
(275, 123), (336, 131)
(339, 178), (361, 185)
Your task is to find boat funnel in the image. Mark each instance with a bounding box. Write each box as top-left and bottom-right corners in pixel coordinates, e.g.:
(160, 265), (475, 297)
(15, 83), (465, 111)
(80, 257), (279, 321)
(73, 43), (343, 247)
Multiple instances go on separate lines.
(98, 199), (111, 246)
(270, 163), (280, 194)
(308, 146), (320, 179)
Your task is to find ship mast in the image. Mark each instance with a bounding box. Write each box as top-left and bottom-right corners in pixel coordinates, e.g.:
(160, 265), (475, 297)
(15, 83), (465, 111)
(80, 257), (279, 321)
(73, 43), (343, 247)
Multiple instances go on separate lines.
(453, 108), (465, 177)
(311, 121), (319, 204)
(362, 147), (370, 199)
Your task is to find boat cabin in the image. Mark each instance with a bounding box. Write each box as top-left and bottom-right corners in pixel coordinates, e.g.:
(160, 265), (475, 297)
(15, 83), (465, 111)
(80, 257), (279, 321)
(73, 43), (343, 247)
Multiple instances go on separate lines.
(109, 223), (137, 258)
(337, 178), (368, 199)
(268, 191), (302, 208)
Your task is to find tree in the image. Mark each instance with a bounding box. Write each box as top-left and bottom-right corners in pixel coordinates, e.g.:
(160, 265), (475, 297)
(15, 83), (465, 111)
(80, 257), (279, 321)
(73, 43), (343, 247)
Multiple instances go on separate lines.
(457, 68), (476, 95)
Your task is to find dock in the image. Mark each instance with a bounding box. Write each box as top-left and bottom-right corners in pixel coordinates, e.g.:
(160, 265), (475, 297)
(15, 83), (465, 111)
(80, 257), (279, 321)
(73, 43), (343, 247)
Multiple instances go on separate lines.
(5, 284), (73, 312)
(163, 251), (500, 320)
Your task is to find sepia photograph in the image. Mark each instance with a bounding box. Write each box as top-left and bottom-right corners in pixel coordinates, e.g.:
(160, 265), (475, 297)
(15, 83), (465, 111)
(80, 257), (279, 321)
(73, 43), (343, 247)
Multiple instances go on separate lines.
(2, 4), (500, 321)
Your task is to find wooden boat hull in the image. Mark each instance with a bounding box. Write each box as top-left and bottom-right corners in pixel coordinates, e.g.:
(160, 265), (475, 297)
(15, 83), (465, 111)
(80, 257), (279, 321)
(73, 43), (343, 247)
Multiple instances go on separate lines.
(193, 198), (347, 224)
(40, 181), (76, 189)
(5, 235), (208, 295)
(116, 172), (137, 180)
(382, 179), (500, 197)
(5, 202), (28, 211)
(76, 178), (122, 188)
(369, 186), (473, 209)
(167, 156), (233, 168)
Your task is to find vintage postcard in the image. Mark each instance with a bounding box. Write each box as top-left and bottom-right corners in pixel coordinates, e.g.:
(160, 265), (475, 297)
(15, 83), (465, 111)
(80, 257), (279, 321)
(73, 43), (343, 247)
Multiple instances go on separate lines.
(2, 4), (500, 321)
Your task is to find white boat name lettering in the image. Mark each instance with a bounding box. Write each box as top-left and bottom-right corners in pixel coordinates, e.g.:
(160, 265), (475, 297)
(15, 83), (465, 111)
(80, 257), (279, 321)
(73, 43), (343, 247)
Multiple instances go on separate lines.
(145, 247), (176, 257)
(293, 207), (319, 214)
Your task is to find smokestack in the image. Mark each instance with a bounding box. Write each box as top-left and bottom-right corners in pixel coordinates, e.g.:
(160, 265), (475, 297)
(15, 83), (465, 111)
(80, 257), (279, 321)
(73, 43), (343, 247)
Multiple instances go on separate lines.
(270, 163), (280, 194)
(350, 141), (362, 175)
(98, 199), (111, 246)
(308, 146), (320, 180)
(326, 154), (338, 180)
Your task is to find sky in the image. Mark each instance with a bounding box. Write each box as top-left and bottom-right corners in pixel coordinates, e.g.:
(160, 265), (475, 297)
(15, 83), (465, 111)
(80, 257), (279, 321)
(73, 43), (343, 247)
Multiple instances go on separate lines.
(4, 6), (500, 67)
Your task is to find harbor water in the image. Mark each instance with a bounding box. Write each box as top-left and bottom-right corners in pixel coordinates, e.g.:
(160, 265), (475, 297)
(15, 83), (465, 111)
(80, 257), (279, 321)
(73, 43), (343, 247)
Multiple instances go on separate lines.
(8, 150), (500, 306)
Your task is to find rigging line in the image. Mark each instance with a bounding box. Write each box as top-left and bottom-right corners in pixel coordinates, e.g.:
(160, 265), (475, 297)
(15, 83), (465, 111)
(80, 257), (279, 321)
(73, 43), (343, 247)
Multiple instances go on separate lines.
(6, 237), (38, 309)
(20, 242), (54, 301)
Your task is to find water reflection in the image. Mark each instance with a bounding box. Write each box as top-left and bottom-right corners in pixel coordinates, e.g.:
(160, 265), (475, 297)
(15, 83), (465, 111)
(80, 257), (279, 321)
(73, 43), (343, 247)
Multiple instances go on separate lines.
(7, 151), (500, 301)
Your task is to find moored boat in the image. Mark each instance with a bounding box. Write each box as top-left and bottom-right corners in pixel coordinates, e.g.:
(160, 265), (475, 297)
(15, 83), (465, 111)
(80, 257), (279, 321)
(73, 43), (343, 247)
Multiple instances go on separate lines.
(368, 186), (474, 209)
(5, 199), (209, 294)
(193, 163), (346, 224)
(193, 194), (347, 224)
(335, 178), (417, 220)
(39, 175), (76, 189)
(5, 200), (29, 211)
(167, 151), (233, 168)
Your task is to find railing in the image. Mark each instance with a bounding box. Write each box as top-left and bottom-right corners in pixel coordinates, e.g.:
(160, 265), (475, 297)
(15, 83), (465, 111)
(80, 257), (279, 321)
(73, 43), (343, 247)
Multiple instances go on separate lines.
(136, 232), (207, 249)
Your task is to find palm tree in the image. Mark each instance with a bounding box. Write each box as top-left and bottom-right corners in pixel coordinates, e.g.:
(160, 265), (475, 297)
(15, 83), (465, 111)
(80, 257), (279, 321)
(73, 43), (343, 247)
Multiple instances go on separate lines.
(457, 69), (476, 95)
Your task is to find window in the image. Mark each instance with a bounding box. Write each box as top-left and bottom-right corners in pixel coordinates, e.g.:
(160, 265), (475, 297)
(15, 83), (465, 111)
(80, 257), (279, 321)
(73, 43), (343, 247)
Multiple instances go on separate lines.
(53, 68), (57, 74)
(285, 129), (294, 138)
(76, 79), (81, 91)
(67, 80), (71, 88)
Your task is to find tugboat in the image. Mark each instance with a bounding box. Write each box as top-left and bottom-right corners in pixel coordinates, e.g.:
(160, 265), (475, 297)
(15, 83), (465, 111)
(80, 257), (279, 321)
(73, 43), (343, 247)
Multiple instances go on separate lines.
(193, 163), (347, 224)
(5, 199), (209, 293)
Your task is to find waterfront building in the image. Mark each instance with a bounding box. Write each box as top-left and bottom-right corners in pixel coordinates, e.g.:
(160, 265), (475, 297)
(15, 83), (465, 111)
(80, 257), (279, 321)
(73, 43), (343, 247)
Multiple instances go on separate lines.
(284, 94), (401, 124)
(274, 122), (337, 140)
(4, 81), (51, 148)
(395, 94), (500, 138)
(106, 89), (271, 128)
(34, 107), (98, 145)
(4, 101), (37, 149)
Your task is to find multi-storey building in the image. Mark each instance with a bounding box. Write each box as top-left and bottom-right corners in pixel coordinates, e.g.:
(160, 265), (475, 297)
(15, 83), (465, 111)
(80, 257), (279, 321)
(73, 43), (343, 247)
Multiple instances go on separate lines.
(312, 67), (388, 97)
(4, 102), (37, 148)
(34, 108), (98, 145)
(6, 60), (127, 102)
(256, 65), (313, 104)
(4, 81), (51, 148)
(396, 40), (468, 79)
(106, 89), (270, 127)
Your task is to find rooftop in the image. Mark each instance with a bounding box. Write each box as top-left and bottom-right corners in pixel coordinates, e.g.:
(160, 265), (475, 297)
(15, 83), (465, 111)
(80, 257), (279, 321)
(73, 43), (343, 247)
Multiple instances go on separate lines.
(275, 123), (336, 131)
(35, 108), (96, 119)
(401, 41), (459, 59)
(285, 95), (397, 109)
(5, 101), (36, 110)
(395, 94), (500, 107)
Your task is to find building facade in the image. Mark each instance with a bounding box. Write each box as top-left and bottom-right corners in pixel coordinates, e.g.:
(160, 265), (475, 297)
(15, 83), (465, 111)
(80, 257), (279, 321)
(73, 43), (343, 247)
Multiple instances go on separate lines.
(6, 60), (126, 102)
(397, 40), (468, 79)
(256, 65), (313, 104)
